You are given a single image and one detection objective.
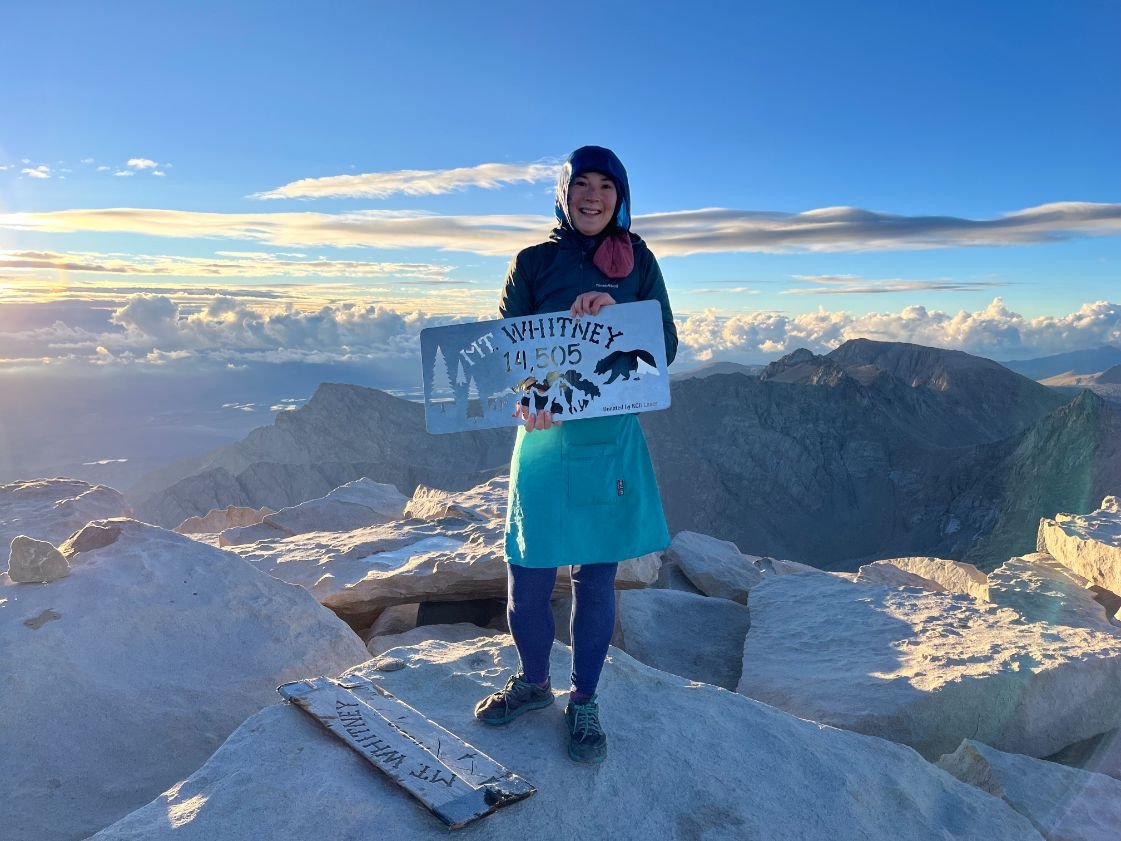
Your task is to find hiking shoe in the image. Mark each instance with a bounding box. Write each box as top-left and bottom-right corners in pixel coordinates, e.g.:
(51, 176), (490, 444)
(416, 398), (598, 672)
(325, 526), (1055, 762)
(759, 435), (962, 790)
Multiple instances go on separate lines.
(564, 694), (607, 763)
(474, 673), (553, 725)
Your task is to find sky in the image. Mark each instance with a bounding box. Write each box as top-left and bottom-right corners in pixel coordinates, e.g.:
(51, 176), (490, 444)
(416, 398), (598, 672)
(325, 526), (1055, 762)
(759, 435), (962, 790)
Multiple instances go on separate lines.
(0, 1), (1119, 478)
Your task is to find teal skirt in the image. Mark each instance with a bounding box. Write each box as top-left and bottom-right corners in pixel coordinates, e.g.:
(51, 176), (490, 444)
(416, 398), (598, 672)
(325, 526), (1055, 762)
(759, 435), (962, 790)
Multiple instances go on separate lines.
(504, 414), (671, 568)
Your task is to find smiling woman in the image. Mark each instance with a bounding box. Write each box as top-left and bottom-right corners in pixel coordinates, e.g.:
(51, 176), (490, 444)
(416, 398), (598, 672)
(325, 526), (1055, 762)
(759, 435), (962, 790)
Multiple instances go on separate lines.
(475, 145), (679, 765)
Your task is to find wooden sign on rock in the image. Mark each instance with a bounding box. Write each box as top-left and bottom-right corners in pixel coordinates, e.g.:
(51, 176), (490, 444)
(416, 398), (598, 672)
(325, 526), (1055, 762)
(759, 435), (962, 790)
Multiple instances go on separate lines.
(277, 674), (534, 829)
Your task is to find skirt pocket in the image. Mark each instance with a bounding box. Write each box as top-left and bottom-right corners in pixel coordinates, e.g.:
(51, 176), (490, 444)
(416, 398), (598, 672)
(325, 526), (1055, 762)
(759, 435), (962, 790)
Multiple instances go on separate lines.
(566, 442), (622, 507)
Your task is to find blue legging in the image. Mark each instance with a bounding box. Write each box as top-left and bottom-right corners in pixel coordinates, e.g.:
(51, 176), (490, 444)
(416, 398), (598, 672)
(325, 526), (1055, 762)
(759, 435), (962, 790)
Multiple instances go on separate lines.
(506, 562), (618, 697)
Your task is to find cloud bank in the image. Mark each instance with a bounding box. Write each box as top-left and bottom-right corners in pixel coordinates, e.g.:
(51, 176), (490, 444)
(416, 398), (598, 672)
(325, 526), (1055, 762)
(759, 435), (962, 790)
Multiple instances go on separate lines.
(253, 161), (559, 200)
(3, 201), (1118, 257)
(0, 249), (453, 280)
(3, 292), (1118, 375)
(677, 298), (1121, 363)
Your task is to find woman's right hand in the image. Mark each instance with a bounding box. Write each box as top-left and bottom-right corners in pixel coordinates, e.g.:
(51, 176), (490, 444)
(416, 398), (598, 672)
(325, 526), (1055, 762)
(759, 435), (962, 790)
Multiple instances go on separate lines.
(513, 403), (561, 432)
(570, 291), (616, 317)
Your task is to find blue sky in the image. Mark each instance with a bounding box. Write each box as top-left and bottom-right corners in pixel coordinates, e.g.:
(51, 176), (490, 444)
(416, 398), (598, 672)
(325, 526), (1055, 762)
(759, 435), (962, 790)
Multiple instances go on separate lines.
(1, 0), (1119, 371)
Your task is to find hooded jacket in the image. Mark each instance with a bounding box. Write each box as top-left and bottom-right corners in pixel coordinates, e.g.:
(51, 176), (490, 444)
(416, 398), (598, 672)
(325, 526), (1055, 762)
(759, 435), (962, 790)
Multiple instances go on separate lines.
(499, 146), (675, 568)
(500, 145), (678, 363)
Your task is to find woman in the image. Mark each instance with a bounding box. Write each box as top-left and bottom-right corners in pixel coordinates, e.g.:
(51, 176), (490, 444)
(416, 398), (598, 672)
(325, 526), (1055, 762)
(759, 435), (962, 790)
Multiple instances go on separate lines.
(474, 146), (678, 764)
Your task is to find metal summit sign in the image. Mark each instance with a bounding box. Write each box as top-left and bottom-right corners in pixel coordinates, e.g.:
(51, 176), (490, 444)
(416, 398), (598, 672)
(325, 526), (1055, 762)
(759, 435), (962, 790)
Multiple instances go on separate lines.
(420, 300), (671, 434)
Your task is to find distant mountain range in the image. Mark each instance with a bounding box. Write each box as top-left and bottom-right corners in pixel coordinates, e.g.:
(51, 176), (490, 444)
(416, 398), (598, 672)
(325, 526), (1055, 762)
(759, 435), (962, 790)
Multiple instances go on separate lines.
(671, 360), (763, 380)
(1001, 345), (1121, 380)
(131, 339), (1120, 571)
(131, 386), (514, 528)
(1039, 365), (1121, 387)
(640, 339), (1107, 570)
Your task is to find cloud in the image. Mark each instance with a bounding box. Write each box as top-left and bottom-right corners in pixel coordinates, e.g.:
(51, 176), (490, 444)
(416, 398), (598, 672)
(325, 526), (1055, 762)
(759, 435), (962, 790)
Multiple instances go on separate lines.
(80, 158), (96, 164)
(0, 207), (550, 255)
(0, 320), (110, 360)
(677, 298), (1121, 363)
(2, 201), (1118, 256)
(6, 289), (1121, 376)
(112, 293), (180, 341)
(0, 248), (454, 281)
(21, 165), (51, 179)
(127, 158), (158, 170)
(145, 349), (192, 364)
(113, 170), (134, 177)
(639, 203), (1121, 256)
(152, 170), (166, 177)
(0, 164), (10, 171)
(97, 165), (111, 172)
(253, 161), (559, 200)
(101, 293), (434, 364)
(782, 274), (1010, 295)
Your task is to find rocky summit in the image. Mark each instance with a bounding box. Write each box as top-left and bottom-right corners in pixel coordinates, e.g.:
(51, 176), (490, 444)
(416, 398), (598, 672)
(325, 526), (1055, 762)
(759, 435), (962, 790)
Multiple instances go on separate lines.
(89, 638), (1042, 841)
(1, 516), (368, 841)
(5, 346), (1121, 839)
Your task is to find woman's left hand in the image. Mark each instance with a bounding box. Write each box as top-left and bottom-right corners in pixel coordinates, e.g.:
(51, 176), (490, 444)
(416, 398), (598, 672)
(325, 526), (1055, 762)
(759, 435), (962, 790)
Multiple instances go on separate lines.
(570, 292), (616, 317)
(513, 403), (560, 432)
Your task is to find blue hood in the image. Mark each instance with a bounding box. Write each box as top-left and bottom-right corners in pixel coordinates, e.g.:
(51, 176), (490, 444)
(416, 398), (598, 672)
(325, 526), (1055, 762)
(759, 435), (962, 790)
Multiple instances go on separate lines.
(554, 146), (631, 233)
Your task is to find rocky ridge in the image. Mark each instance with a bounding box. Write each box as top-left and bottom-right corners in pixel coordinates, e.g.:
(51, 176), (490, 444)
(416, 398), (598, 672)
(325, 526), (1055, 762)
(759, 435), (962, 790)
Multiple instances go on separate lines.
(131, 383), (514, 527)
(129, 340), (1119, 570)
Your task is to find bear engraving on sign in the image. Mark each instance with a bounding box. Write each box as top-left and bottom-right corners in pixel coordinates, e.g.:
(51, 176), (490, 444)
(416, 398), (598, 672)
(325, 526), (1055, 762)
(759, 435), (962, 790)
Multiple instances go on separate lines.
(594, 348), (657, 384)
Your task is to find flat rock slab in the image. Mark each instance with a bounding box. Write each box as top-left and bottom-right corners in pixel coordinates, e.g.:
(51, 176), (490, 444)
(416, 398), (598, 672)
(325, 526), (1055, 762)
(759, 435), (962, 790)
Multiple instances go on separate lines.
(738, 573), (1121, 759)
(615, 588), (750, 690)
(663, 531), (763, 603)
(220, 478), (407, 545)
(176, 505), (272, 535)
(92, 638), (1041, 841)
(369, 623), (503, 657)
(863, 556), (989, 600)
(856, 562), (946, 590)
(1, 518), (369, 841)
(0, 477), (130, 550)
(988, 552), (1118, 632)
(938, 739), (1121, 841)
(226, 478), (659, 617)
(1038, 496), (1121, 597)
(663, 533), (816, 605)
(405, 483), (506, 523)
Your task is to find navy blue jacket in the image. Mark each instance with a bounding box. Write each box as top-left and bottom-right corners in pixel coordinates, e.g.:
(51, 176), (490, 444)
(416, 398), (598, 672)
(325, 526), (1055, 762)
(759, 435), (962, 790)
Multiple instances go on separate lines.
(498, 227), (679, 365)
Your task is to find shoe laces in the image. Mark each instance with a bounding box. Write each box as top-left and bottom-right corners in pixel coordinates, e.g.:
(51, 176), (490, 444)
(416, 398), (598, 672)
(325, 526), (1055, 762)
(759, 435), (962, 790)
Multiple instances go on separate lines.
(493, 674), (538, 707)
(569, 698), (602, 739)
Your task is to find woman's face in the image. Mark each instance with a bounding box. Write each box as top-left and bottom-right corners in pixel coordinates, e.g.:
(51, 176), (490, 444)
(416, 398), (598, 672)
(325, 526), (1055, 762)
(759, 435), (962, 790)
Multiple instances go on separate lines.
(567, 171), (617, 236)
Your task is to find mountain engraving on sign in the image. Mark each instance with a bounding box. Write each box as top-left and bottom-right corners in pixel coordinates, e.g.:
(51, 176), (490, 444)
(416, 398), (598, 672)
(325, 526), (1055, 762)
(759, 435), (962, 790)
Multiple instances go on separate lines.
(421, 300), (670, 434)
